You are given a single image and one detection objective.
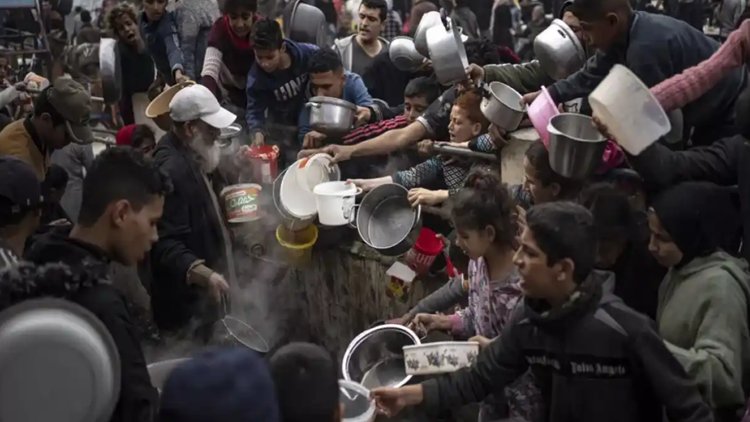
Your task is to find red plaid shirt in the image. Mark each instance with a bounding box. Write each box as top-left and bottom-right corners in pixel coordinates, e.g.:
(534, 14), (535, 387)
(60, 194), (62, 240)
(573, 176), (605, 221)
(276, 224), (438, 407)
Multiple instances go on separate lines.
(651, 19), (750, 112)
(341, 114), (409, 145)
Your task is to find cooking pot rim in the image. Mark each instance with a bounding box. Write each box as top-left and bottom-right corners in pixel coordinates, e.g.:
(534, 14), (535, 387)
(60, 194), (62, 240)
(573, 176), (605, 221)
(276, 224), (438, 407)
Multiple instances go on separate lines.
(356, 184), (420, 250)
(341, 323), (421, 386)
(308, 96), (358, 111)
(548, 113), (607, 143)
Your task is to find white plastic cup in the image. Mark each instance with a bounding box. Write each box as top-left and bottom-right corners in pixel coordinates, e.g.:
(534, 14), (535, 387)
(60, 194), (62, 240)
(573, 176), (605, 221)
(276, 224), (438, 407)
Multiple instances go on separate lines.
(313, 181), (361, 226)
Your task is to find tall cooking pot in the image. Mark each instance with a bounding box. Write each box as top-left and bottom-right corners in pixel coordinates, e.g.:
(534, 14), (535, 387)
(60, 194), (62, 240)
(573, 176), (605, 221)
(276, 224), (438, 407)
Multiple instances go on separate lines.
(354, 184), (421, 256)
(426, 24), (468, 85)
(414, 11), (443, 57)
(533, 19), (586, 81)
(306, 96), (357, 136)
(480, 82), (526, 131)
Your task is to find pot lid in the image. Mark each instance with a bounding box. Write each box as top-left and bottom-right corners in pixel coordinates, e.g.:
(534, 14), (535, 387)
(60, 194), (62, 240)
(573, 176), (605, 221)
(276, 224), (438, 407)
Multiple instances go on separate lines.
(0, 298), (120, 422)
(308, 96), (358, 111)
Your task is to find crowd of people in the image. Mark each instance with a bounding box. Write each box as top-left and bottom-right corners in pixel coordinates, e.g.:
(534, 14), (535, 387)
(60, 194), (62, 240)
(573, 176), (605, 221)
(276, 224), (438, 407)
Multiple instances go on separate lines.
(1, 0), (750, 420)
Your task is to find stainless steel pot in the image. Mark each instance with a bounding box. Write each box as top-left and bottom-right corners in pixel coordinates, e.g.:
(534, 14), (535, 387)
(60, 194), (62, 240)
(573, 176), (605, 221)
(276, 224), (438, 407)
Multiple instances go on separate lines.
(533, 19), (586, 81)
(414, 11), (443, 57)
(354, 184), (421, 256)
(547, 113), (606, 179)
(481, 81), (526, 131)
(99, 38), (122, 104)
(284, 0), (329, 45)
(389, 36), (425, 72)
(306, 96), (357, 136)
(342, 324), (421, 389)
(426, 24), (469, 85)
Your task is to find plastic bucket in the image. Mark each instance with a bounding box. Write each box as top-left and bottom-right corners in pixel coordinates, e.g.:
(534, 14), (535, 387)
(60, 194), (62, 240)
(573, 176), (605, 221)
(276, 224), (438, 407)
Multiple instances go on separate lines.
(528, 86), (558, 145)
(275, 224), (318, 266)
(404, 228), (444, 275)
(313, 181), (361, 226)
(589, 64), (671, 155)
(221, 184), (262, 223)
(246, 145), (279, 185)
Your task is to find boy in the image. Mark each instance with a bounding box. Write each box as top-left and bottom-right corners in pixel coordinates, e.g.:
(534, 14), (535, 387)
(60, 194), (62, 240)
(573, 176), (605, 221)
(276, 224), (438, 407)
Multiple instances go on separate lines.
(0, 157), (42, 267)
(108, 2), (156, 125)
(246, 18), (318, 147)
(140, 0), (188, 86)
(373, 202), (713, 422)
(270, 342), (342, 422)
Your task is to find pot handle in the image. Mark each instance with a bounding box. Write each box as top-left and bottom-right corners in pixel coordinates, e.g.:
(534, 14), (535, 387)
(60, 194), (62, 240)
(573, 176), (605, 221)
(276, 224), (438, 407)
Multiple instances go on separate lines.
(557, 28), (568, 39)
(348, 204), (360, 228)
(306, 102), (321, 109)
(414, 204), (422, 223)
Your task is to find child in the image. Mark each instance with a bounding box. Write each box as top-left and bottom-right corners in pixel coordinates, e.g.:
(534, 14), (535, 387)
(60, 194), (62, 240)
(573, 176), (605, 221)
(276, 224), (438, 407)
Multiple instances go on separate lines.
(201, 0), (259, 110)
(413, 169), (541, 421)
(372, 202), (713, 422)
(139, 0), (188, 86)
(270, 342), (342, 422)
(107, 2), (156, 125)
(512, 140), (583, 209)
(115, 124), (156, 156)
(351, 89), (493, 208)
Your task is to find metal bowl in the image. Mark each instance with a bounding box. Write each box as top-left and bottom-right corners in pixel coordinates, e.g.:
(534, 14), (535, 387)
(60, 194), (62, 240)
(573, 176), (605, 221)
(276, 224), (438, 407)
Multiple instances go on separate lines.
(533, 19), (586, 81)
(306, 96), (357, 136)
(547, 113), (606, 179)
(481, 81), (526, 131)
(284, 0), (329, 45)
(342, 324), (421, 389)
(389, 36), (425, 72)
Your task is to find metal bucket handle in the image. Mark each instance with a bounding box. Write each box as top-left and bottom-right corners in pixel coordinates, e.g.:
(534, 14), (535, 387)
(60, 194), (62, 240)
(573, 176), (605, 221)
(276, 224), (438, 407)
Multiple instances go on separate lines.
(347, 204), (360, 229)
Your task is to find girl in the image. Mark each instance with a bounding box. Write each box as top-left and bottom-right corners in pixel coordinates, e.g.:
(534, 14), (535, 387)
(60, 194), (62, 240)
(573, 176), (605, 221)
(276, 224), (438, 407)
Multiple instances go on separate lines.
(413, 169), (540, 422)
(649, 181), (750, 420)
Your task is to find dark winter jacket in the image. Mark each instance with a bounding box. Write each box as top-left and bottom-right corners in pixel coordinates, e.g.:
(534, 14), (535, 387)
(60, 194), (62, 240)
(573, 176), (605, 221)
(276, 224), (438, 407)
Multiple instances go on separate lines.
(245, 39), (319, 132)
(627, 135), (750, 262)
(420, 271), (713, 422)
(139, 11), (184, 85)
(22, 231), (158, 422)
(150, 132), (228, 332)
(548, 11), (744, 141)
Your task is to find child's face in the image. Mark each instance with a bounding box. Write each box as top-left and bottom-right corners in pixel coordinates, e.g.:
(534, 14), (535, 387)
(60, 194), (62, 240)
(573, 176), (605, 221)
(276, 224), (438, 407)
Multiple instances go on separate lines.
(143, 0), (168, 22)
(227, 8), (255, 37)
(254, 47), (283, 74)
(513, 226), (564, 299)
(454, 225), (494, 260)
(522, 157), (558, 205)
(447, 105), (481, 143)
(114, 14), (140, 46)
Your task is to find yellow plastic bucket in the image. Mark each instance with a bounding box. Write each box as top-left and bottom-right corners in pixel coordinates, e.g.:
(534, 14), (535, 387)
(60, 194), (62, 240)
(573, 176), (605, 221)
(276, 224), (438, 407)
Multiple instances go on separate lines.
(275, 224), (318, 266)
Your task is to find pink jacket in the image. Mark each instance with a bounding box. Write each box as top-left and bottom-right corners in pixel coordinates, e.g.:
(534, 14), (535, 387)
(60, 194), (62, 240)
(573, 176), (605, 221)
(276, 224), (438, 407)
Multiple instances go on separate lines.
(651, 19), (750, 111)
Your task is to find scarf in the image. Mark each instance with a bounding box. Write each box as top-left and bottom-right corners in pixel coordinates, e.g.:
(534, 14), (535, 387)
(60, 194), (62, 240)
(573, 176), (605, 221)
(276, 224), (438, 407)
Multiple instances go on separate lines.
(223, 15), (252, 51)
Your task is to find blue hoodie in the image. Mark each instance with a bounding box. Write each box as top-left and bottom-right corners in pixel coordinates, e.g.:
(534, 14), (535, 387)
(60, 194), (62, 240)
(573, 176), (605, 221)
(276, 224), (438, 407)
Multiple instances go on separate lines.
(245, 39), (319, 133)
(297, 72), (374, 143)
(139, 11), (184, 86)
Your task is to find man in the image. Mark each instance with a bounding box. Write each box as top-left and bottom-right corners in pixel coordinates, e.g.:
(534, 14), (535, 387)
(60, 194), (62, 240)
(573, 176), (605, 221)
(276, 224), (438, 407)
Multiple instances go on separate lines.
(246, 18), (319, 147)
(150, 84), (235, 340)
(25, 147), (168, 421)
(0, 157), (42, 267)
(526, 0), (744, 146)
(334, 0), (390, 77)
(75, 9), (101, 44)
(298, 49), (375, 150)
(372, 202), (713, 422)
(0, 77), (93, 180)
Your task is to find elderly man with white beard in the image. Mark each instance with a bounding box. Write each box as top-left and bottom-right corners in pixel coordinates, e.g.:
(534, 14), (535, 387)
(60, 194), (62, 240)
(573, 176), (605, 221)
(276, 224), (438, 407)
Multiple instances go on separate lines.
(149, 84), (237, 342)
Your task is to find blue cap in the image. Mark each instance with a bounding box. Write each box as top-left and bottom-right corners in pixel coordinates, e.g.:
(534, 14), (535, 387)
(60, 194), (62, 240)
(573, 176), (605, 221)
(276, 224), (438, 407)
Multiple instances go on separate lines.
(0, 157), (43, 215)
(159, 347), (280, 422)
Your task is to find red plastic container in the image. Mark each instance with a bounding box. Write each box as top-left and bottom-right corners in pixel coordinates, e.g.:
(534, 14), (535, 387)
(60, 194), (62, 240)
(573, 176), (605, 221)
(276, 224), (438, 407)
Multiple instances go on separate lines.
(404, 228), (444, 275)
(246, 145), (279, 184)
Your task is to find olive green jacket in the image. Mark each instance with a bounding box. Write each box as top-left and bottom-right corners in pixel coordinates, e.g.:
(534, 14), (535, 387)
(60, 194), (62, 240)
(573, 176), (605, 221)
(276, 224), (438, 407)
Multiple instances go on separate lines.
(482, 61), (554, 95)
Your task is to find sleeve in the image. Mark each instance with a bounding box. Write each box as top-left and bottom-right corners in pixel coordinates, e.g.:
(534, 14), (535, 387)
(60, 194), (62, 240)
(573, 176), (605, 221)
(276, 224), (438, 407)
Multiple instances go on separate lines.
(393, 158), (442, 189)
(651, 19), (750, 112)
(483, 60), (554, 94)
(245, 69), (268, 132)
(150, 166), (201, 283)
(176, 8), (199, 79)
(663, 273), (748, 408)
(162, 14), (185, 75)
(407, 274), (467, 317)
(469, 134), (496, 153)
(627, 136), (740, 190)
(349, 73), (374, 107)
(450, 307), (475, 338)
(0, 86), (19, 109)
(421, 306), (529, 412)
(200, 46), (223, 100)
(631, 325), (714, 422)
(547, 50), (618, 103)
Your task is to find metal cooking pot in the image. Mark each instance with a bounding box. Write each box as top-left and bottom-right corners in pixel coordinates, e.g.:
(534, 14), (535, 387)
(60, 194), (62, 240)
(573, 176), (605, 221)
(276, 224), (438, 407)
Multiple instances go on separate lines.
(533, 19), (586, 81)
(389, 36), (425, 72)
(480, 82), (526, 131)
(354, 184), (421, 256)
(414, 11), (443, 57)
(342, 324), (421, 389)
(426, 24), (468, 85)
(547, 113), (606, 179)
(99, 38), (122, 104)
(306, 96), (357, 136)
(284, 0), (329, 45)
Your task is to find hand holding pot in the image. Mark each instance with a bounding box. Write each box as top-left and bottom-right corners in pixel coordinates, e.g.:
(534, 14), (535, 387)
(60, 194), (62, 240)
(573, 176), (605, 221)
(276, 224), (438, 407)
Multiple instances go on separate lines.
(522, 90), (541, 106)
(591, 115), (615, 141)
(488, 123), (510, 151)
(407, 188), (448, 207)
(469, 335), (492, 349)
(411, 312), (452, 334)
(174, 70), (190, 85)
(355, 106), (372, 127)
(465, 63), (484, 87)
(303, 130), (328, 149)
(321, 144), (354, 163)
(371, 385), (424, 417)
(417, 140), (435, 157)
(251, 132), (265, 146)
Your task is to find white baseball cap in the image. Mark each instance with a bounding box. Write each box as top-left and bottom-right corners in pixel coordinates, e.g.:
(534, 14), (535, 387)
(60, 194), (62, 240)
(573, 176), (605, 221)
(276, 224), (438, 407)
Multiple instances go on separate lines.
(169, 84), (237, 129)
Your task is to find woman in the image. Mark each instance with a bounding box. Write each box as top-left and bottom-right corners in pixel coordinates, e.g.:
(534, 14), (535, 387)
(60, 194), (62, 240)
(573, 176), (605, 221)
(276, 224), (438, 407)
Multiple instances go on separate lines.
(649, 181), (749, 420)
